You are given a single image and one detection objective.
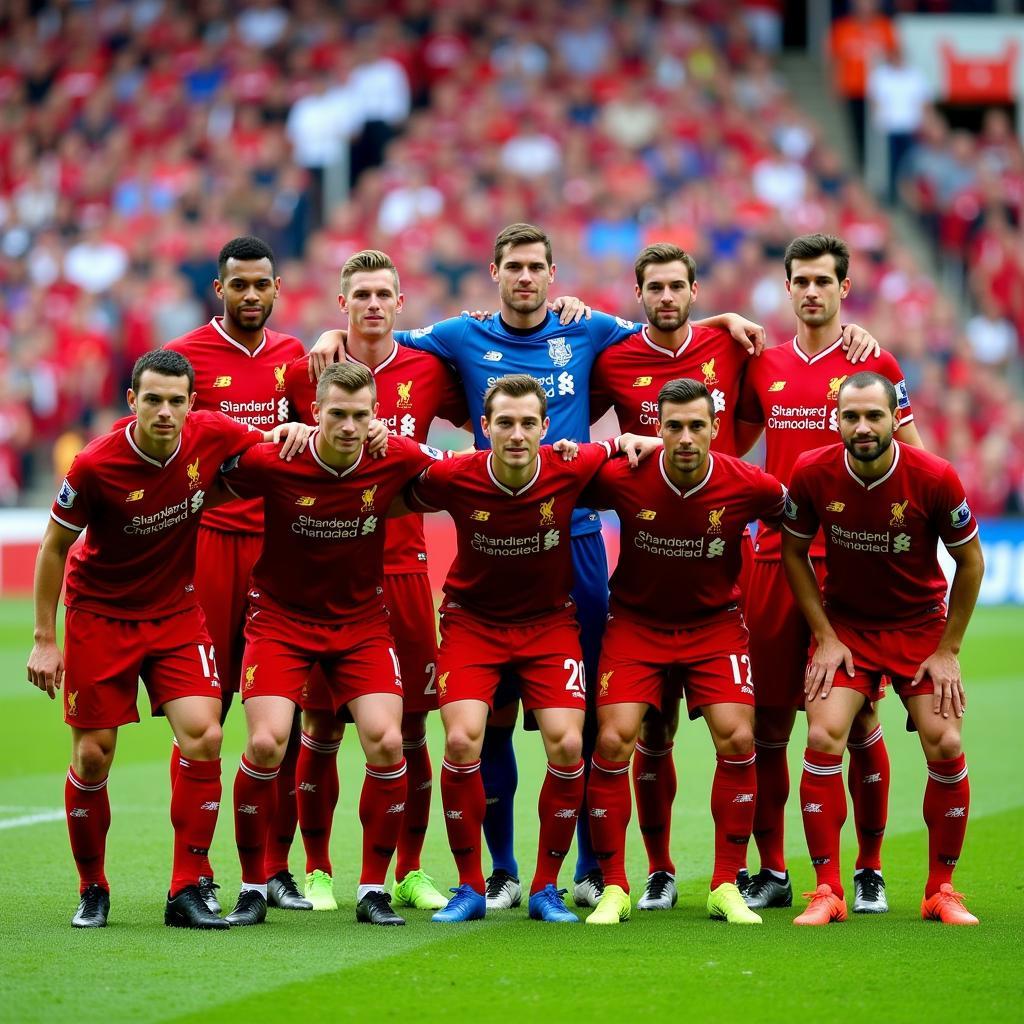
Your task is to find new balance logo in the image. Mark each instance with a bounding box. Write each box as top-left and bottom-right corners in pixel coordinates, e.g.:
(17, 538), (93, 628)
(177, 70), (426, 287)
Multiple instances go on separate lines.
(803, 802), (823, 813)
(733, 793), (755, 804)
(299, 782), (317, 793)
(862, 773), (882, 784)
(945, 807), (967, 818)
(200, 801), (220, 811)
(238, 804), (259, 815)
(386, 803), (406, 815)
(554, 808), (577, 819)
(637, 773), (656, 782)
(589, 808), (607, 818)
(70, 808), (89, 818)
(416, 780), (432, 791)
(445, 810), (463, 820)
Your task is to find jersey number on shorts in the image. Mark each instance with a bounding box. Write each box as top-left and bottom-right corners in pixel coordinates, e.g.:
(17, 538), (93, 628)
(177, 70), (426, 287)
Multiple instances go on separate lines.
(563, 658), (586, 696)
(728, 654), (752, 689)
(424, 662), (437, 695)
(197, 644), (220, 686)
(389, 648), (402, 685)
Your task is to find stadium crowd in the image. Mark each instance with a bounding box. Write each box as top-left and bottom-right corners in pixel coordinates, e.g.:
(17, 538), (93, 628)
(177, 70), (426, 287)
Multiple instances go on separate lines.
(0, 0), (1021, 513)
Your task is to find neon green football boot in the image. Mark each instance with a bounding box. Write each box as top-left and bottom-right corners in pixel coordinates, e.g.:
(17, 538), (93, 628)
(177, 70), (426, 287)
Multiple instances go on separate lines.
(393, 869), (449, 910)
(585, 884), (631, 925)
(304, 869), (338, 911)
(708, 882), (763, 924)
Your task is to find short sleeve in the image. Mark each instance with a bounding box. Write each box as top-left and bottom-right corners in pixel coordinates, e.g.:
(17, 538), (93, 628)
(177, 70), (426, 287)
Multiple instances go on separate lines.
(50, 456), (91, 533)
(407, 456), (454, 512)
(736, 369), (765, 425)
(752, 470), (788, 527)
(935, 464), (979, 549)
(220, 445), (272, 500)
(781, 461), (819, 539)
(587, 311), (643, 354)
(396, 317), (466, 361)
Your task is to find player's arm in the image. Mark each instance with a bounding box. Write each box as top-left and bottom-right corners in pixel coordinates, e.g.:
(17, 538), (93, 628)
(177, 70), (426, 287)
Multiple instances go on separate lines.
(913, 535), (984, 720)
(264, 421), (312, 460)
(735, 419), (764, 457)
(693, 313), (766, 356)
(841, 324), (880, 363)
(27, 520), (79, 699)
(616, 432), (662, 468)
(781, 525), (854, 701)
(895, 419), (924, 448)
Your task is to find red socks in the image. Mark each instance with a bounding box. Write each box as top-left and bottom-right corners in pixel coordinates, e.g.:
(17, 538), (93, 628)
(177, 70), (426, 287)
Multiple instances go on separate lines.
(170, 756), (221, 897)
(233, 755), (278, 885)
(396, 734), (432, 880)
(924, 754), (970, 896)
(440, 758), (486, 893)
(65, 766), (110, 894)
(753, 739), (789, 874)
(359, 760), (407, 886)
(633, 742), (676, 875)
(587, 753), (632, 890)
(847, 725), (889, 872)
(264, 736), (299, 879)
(296, 732), (340, 875)
(532, 760), (585, 894)
(710, 752), (757, 889)
(799, 749), (846, 897)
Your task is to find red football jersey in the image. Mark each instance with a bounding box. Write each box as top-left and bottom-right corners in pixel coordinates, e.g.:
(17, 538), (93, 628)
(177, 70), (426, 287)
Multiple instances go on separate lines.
(52, 411), (260, 620)
(222, 433), (441, 624)
(284, 345), (467, 574)
(584, 451), (786, 625)
(737, 335), (914, 560)
(410, 443), (615, 623)
(590, 324), (749, 454)
(784, 440), (978, 627)
(166, 317), (304, 534)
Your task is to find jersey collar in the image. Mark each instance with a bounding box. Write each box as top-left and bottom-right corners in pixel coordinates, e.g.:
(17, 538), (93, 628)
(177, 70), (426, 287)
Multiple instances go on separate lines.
(346, 341), (399, 374)
(791, 334), (844, 365)
(844, 439), (900, 490)
(659, 449), (714, 497)
(642, 323), (692, 358)
(309, 429), (364, 478)
(487, 451), (541, 496)
(211, 317), (266, 358)
(124, 421), (182, 468)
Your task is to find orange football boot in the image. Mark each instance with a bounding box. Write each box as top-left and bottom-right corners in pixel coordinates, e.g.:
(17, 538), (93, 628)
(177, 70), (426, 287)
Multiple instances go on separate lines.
(921, 883), (979, 925)
(793, 883), (848, 925)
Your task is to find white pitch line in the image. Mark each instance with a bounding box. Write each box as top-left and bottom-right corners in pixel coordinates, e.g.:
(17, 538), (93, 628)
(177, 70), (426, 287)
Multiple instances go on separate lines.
(0, 810), (65, 830)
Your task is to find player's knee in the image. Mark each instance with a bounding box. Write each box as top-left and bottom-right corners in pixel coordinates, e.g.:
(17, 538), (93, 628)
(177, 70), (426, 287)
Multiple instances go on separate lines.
(73, 738), (114, 781)
(596, 725), (635, 762)
(754, 708), (794, 744)
(639, 716), (671, 748)
(549, 730), (583, 765)
(928, 727), (963, 761)
(401, 712), (427, 743)
(805, 722), (844, 755)
(177, 720), (222, 761)
(718, 721), (754, 756)
(365, 726), (403, 765)
(248, 730), (286, 768)
(445, 727), (482, 764)
(303, 710), (343, 744)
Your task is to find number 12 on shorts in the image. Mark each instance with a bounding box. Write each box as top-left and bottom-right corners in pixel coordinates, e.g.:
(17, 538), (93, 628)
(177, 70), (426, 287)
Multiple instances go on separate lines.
(197, 644), (220, 687)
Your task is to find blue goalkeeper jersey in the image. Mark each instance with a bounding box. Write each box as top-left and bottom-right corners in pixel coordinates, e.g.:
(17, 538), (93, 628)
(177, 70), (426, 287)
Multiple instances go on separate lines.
(396, 309), (640, 536)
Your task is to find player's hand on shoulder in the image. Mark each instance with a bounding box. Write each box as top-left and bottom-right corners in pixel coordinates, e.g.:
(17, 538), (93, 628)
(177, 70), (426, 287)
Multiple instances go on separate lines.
(914, 647), (965, 719)
(368, 418), (390, 458)
(461, 309), (492, 321)
(841, 323), (880, 363)
(721, 313), (765, 356)
(549, 295), (592, 324)
(269, 422), (312, 461)
(553, 438), (579, 461)
(617, 432), (662, 468)
(308, 330), (346, 379)
(27, 640), (63, 699)
(805, 633), (854, 701)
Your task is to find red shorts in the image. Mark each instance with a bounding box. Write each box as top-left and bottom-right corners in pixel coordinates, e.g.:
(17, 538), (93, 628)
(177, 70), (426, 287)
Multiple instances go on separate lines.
(194, 527), (261, 693)
(810, 617), (946, 703)
(302, 573), (438, 716)
(62, 605), (219, 729)
(436, 608), (586, 714)
(597, 611), (754, 720)
(241, 605), (402, 715)
(745, 557), (827, 709)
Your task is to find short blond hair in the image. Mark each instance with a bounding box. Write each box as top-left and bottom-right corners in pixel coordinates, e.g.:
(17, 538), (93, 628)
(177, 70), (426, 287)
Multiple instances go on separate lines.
(315, 361), (376, 405)
(339, 249), (400, 296)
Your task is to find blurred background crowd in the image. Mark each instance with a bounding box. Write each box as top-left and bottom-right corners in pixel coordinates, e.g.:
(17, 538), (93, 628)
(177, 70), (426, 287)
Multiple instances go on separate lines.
(0, 0), (1022, 513)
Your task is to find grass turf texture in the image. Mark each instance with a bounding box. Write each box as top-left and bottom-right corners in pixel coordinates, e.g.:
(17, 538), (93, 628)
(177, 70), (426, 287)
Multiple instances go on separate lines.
(1, 600), (1021, 1023)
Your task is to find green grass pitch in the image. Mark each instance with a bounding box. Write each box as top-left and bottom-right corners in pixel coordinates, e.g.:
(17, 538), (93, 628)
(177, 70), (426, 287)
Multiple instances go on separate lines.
(1, 600), (1021, 1023)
